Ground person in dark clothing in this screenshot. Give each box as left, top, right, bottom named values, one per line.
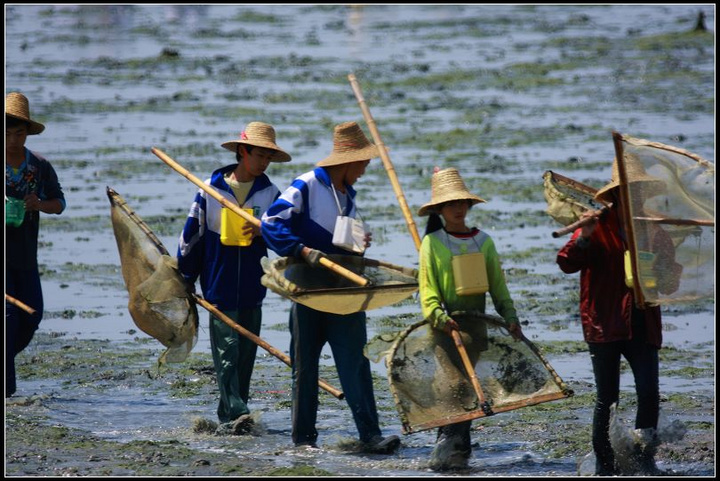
left=557, top=154, right=680, bottom=475
left=6, top=92, right=66, bottom=398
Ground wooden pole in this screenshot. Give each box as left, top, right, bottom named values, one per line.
left=194, top=295, right=344, bottom=400
left=451, top=330, right=493, bottom=415
left=552, top=206, right=610, bottom=238
left=346, top=78, right=499, bottom=411
left=612, top=131, right=645, bottom=306
left=348, top=73, right=422, bottom=251
left=151, top=147, right=368, bottom=287
left=5, top=294, right=36, bottom=315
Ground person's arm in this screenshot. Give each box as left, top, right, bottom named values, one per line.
left=32, top=158, right=66, bottom=215
left=261, top=179, right=307, bottom=257
left=176, top=189, right=206, bottom=284
left=419, top=236, right=454, bottom=331
left=557, top=212, right=598, bottom=274
left=24, top=194, right=63, bottom=214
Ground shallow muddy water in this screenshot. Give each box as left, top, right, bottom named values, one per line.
left=5, top=4, right=715, bottom=477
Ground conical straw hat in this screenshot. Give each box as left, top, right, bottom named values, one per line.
left=6, top=92, right=45, bottom=135
left=316, top=121, right=379, bottom=167
left=595, top=154, right=666, bottom=203
left=221, top=121, right=291, bottom=162
left=418, top=168, right=486, bottom=216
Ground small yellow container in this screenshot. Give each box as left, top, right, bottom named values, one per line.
left=624, top=250, right=657, bottom=289
left=220, top=207, right=254, bottom=247
left=452, top=252, right=489, bottom=296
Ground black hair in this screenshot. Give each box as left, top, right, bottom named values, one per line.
left=235, top=144, right=254, bottom=163
left=424, top=212, right=444, bottom=237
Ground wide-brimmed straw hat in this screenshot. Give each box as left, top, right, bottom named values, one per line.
left=316, top=121, right=379, bottom=167
left=6, top=92, right=45, bottom=135
left=595, top=154, right=666, bottom=204
left=418, top=167, right=486, bottom=216
left=221, top=121, right=291, bottom=162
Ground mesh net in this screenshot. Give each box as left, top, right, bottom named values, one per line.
left=543, top=170, right=605, bottom=226
left=108, top=187, right=198, bottom=363
left=616, top=134, right=714, bottom=306
left=261, top=255, right=418, bottom=314
left=386, top=311, right=572, bottom=434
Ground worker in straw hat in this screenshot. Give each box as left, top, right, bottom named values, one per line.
left=417, top=167, right=523, bottom=471
left=261, top=121, right=401, bottom=454
left=6, top=92, right=66, bottom=398
left=557, top=153, right=681, bottom=475
left=177, top=121, right=291, bottom=435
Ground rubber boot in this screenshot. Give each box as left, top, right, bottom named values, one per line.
left=633, top=428, right=661, bottom=475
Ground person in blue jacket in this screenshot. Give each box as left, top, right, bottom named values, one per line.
left=177, top=122, right=291, bottom=434
left=261, top=121, right=400, bottom=454
left=6, top=92, right=66, bottom=398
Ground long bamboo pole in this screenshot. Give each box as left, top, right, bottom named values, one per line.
left=194, top=295, right=344, bottom=400
left=151, top=147, right=368, bottom=287
left=613, top=131, right=645, bottom=307
left=5, top=294, right=36, bottom=315
left=348, top=73, right=422, bottom=250
left=347, top=76, right=499, bottom=413
left=451, top=330, right=493, bottom=415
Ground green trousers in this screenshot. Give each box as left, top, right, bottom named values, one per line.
left=209, top=307, right=262, bottom=423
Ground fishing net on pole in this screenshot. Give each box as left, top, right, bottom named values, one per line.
left=386, top=311, right=572, bottom=434
left=543, top=170, right=606, bottom=226
left=615, top=134, right=714, bottom=306
left=261, top=255, right=418, bottom=315
left=108, top=187, right=198, bottom=363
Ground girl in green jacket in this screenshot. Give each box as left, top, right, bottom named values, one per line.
left=418, top=167, right=522, bottom=471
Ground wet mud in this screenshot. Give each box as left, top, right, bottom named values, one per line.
left=5, top=4, right=715, bottom=477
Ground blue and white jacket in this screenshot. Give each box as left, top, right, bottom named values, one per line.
left=261, top=167, right=359, bottom=257
left=177, top=164, right=279, bottom=310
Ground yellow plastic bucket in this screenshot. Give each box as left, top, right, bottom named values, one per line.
left=220, top=207, right=254, bottom=247
left=452, top=252, right=489, bottom=296
left=624, top=250, right=657, bottom=289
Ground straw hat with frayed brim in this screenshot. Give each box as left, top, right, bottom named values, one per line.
left=418, top=168, right=486, bottom=216
left=6, top=92, right=45, bottom=135
left=221, top=121, right=291, bottom=162
left=595, top=154, right=667, bottom=204
left=316, top=121, right=380, bottom=167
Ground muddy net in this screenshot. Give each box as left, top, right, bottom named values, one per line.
left=261, top=255, right=418, bottom=315
left=385, top=311, right=572, bottom=434
left=543, top=170, right=606, bottom=226
left=108, top=187, right=198, bottom=363
left=615, top=134, right=714, bottom=306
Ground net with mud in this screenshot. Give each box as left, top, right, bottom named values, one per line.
left=386, top=311, right=572, bottom=434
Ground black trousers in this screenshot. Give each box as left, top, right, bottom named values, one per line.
left=587, top=311, right=659, bottom=466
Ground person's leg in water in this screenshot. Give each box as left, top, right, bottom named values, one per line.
left=589, top=342, right=622, bottom=475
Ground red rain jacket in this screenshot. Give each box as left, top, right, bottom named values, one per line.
left=556, top=208, right=662, bottom=348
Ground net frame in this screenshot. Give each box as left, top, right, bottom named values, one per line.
left=261, top=255, right=418, bottom=314
left=387, top=312, right=573, bottom=434
left=612, top=132, right=714, bottom=307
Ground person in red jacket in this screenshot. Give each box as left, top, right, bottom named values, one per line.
left=557, top=154, right=680, bottom=475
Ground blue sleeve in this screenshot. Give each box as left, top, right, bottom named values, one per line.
left=176, top=192, right=205, bottom=283
left=261, top=178, right=307, bottom=257
left=261, top=198, right=304, bottom=257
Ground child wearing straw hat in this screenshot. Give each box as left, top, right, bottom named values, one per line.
left=557, top=154, right=680, bottom=475
left=5, top=92, right=66, bottom=398
left=261, top=121, right=401, bottom=454
left=417, top=167, right=522, bottom=471
left=177, top=121, right=291, bottom=434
